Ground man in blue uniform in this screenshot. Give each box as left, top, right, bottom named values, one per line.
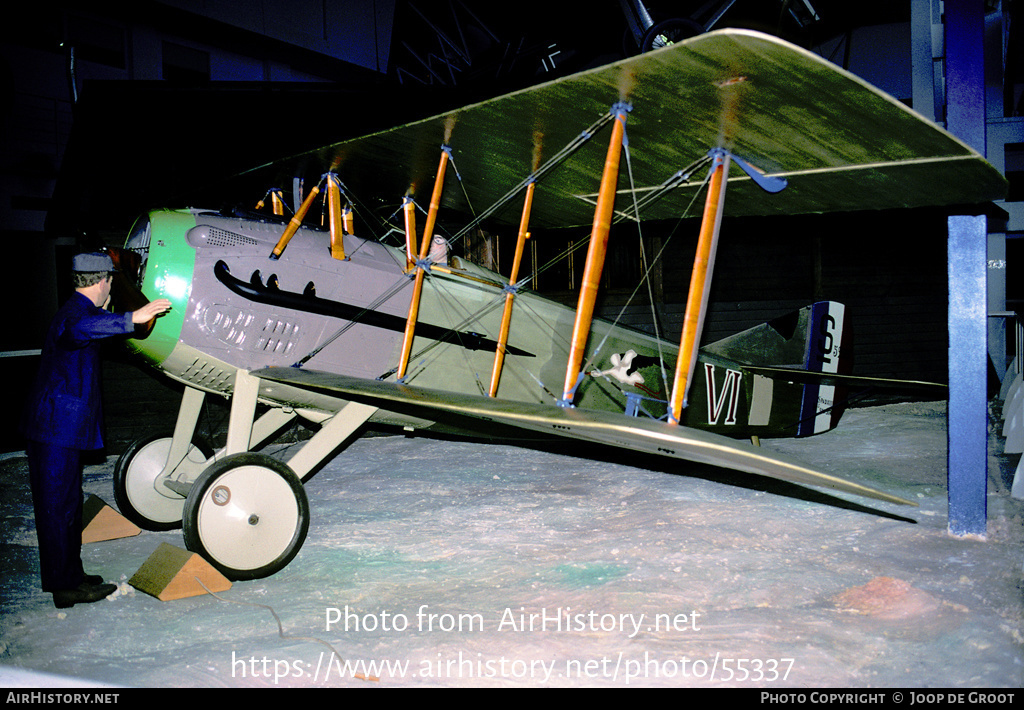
left=21, top=252, right=172, bottom=608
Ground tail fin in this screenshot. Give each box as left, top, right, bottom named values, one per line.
left=702, top=301, right=852, bottom=437
left=796, top=301, right=852, bottom=436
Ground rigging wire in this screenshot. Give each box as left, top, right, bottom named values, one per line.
left=292, top=273, right=414, bottom=368
left=291, top=103, right=716, bottom=406
left=610, top=155, right=712, bottom=225
left=411, top=274, right=497, bottom=395
left=378, top=286, right=509, bottom=382
left=387, top=153, right=715, bottom=401
left=573, top=131, right=714, bottom=401
left=448, top=111, right=617, bottom=246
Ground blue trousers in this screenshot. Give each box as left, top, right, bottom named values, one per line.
left=26, top=440, right=86, bottom=592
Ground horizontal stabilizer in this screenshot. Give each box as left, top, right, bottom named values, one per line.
left=743, top=365, right=947, bottom=393
left=253, top=367, right=916, bottom=508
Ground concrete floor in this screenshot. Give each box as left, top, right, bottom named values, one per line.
left=0, top=360, right=1021, bottom=688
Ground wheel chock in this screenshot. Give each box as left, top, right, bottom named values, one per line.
left=129, top=542, right=232, bottom=601
left=82, top=494, right=142, bottom=544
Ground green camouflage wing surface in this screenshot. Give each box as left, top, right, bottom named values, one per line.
left=253, top=366, right=917, bottom=508
left=248, top=28, right=1006, bottom=230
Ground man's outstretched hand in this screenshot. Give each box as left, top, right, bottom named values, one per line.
left=131, top=299, right=172, bottom=324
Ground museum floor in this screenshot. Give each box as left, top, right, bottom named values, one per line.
left=0, top=361, right=1021, bottom=688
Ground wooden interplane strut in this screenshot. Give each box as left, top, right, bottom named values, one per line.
left=326, top=174, right=348, bottom=261
left=560, top=103, right=631, bottom=406
left=402, top=196, right=417, bottom=269
left=396, top=146, right=451, bottom=381
left=271, top=180, right=322, bottom=260
left=488, top=179, right=535, bottom=397
left=269, top=174, right=351, bottom=261
left=255, top=188, right=286, bottom=216
left=669, top=150, right=730, bottom=424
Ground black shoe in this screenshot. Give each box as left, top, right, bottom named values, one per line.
left=84, top=574, right=105, bottom=585
left=52, top=582, right=118, bottom=609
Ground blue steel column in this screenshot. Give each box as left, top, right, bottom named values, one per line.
left=947, top=215, right=988, bottom=536
left=945, top=0, right=988, bottom=536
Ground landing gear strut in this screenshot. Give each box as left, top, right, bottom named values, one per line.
left=113, top=431, right=211, bottom=531
left=111, top=369, right=377, bottom=579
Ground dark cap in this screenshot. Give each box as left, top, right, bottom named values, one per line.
left=72, top=252, right=115, bottom=273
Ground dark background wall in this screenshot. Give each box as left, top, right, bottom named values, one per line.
left=2, top=1, right=1021, bottom=454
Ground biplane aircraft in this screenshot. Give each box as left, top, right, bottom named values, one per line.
left=104, top=29, right=1007, bottom=580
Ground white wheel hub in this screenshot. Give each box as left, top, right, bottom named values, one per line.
left=196, top=464, right=301, bottom=570
left=119, top=436, right=208, bottom=527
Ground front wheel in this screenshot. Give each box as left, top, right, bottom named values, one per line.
left=183, top=453, right=310, bottom=580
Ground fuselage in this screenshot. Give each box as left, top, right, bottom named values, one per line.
left=122, top=208, right=825, bottom=439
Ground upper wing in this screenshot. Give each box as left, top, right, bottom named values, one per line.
left=244, top=28, right=1006, bottom=230
left=252, top=366, right=916, bottom=508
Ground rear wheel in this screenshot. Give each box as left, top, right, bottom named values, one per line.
left=113, top=433, right=211, bottom=531
left=183, top=453, right=309, bottom=580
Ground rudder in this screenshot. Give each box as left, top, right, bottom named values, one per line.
left=796, top=301, right=852, bottom=436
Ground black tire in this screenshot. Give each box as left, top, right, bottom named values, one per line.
left=182, top=453, right=310, bottom=580
left=113, top=432, right=212, bottom=531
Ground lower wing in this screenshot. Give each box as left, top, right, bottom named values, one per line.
left=253, top=367, right=916, bottom=508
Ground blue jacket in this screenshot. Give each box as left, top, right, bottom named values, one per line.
left=20, top=292, right=135, bottom=450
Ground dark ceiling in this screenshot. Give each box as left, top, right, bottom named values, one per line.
left=47, top=0, right=914, bottom=241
